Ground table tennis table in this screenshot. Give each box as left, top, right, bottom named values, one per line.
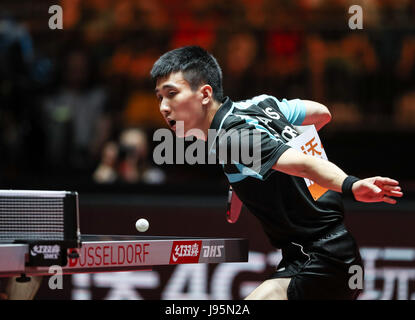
left=0, top=234, right=249, bottom=278
left=0, top=190, right=249, bottom=299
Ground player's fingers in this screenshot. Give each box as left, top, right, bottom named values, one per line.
left=384, top=190, right=404, bottom=198
left=374, top=177, right=400, bottom=186
left=382, top=196, right=397, bottom=204
left=382, top=185, right=401, bottom=191
left=381, top=185, right=403, bottom=196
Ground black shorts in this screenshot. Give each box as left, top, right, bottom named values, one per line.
left=270, top=223, right=364, bottom=300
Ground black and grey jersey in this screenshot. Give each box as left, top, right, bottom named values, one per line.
left=209, top=95, right=344, bottom=248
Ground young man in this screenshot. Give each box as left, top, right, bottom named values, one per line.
left=150, top=46, right=403, bottom=300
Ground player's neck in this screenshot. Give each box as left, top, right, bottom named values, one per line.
left=200, top=99, right=222, bottom=141
left=189, top=99, right=222, bottom=141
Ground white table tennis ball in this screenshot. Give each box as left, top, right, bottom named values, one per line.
left=136, top=218, right=149, bottom=232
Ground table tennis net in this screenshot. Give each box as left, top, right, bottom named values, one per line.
left=0, top=190, right=79, bottom=243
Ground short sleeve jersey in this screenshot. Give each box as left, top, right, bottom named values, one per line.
left=209, top=95, right=344, bottom=248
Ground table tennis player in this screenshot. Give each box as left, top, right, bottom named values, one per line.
left=150, top=45, right=403, bottom=300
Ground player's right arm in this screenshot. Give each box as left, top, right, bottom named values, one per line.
left=272, top=148, right=403, bottom=204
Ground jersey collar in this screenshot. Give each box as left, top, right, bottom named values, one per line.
left=207, top=96, right=233, bottom=156
left=209, top=96, right=233, bottom=131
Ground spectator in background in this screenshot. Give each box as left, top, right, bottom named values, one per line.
left=93, top=141, right=119, bottom=183
left=42, top=49, right=111, bottom=172
left=93, top=128, right=165, bottom=184
left=117, top=128, right=165, bottom=184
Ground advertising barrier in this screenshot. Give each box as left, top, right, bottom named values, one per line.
left=33, top=195, right=415, bottom=300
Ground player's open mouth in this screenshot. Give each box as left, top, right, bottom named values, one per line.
left=168, top=119, right=176, bottom=129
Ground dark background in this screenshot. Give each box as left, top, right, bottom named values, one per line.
left=0, top=0, right=414, bottom=300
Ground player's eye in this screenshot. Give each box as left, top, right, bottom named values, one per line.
left=168, top=91, right=177, bottom=97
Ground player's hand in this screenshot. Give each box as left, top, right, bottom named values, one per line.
left=352, top=177, right=403, bottom=204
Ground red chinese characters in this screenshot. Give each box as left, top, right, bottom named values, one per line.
left=169, top=241, right=202, bottom=264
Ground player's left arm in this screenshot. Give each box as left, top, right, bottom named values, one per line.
left=272, top=148, right=403, bottom=204
left=275, top=97, right=331, bottom=131
left=300, top=100, right=332, bottom=131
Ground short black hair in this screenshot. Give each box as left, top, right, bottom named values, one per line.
left=150, top=46, right=223, bottom=102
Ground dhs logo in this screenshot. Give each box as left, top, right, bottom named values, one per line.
left=31, top=245, right=61, bottom=260
left=202, top=245, right=224, bottom=258
left=170, top=241, right=202, bottom=264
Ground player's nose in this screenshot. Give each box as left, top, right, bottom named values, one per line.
left=159, top=102, right=171, bottom=115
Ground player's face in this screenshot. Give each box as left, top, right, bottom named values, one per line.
left=155, top=72, right=206, bottom=138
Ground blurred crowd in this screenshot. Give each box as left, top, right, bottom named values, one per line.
left=0, top=0, right=415, bottom=186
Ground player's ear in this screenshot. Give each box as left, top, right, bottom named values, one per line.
left=200, top=84, right=213, bottom=106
